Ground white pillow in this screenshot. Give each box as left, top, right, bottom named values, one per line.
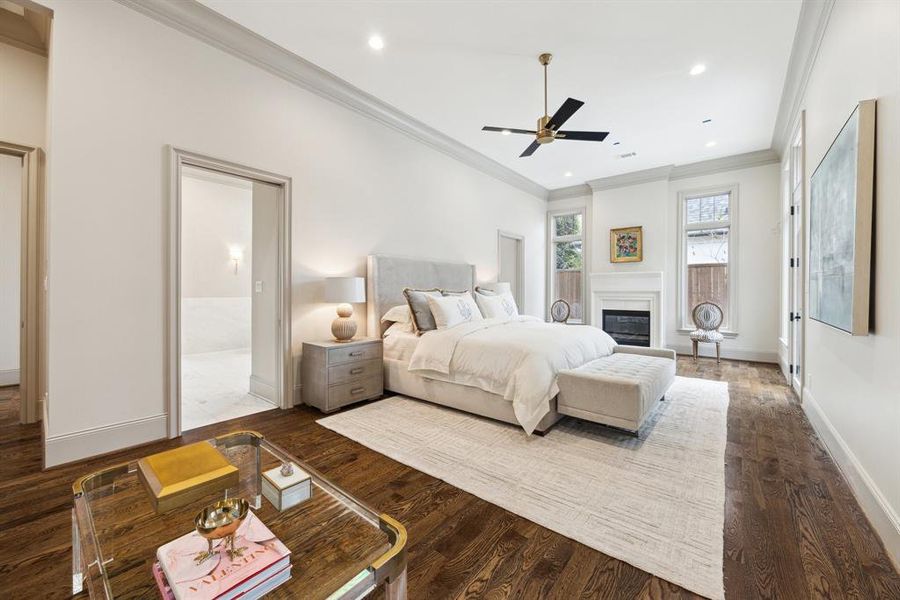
left=425, top=293, right=484, bottom=329
left=381, top=304, right=412, bottom=324
left=475, top=291, right=519, bottom=320
left=383, top=320, right=413, bottom=337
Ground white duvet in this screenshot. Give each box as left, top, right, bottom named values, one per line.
left=408, top=316, right=617, bottom=434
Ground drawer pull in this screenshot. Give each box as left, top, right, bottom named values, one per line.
left=350, top=387, right=366, bottom=395
left=349, top=351, right=364, bottom=357
left=350, top=368, right=364, bottom=375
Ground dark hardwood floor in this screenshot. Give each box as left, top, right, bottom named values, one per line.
left=1, top=358, right=898, bottom=599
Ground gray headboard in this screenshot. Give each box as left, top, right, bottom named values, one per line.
left=367, top=254, right=476, bottom=336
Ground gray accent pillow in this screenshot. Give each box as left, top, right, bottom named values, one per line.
left=441, top=289, right=470, bottom=296
left=402, top=288, right=442, bottom=334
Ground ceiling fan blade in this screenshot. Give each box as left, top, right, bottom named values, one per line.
left=556, top=130, right=609, bottom=142
left=482, top=126, right=537, bottom=135
left=520, top=140, right=541, bottom=157
left=546, top=98, right=584, bottom=131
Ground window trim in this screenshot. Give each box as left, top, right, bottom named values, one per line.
left=547, top=206, right=589, bottom=324
left=676, top=183, right=740, bottom=336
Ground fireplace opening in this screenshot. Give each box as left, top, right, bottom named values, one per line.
left=602, top=309, right=651, bottom=347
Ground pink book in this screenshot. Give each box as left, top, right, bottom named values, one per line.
left=152, top=562, right=174, bottom=599
left=156, top=511, right=291, bottom=600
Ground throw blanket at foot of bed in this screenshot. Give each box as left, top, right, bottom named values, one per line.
left=408, top=316, right=617, bottom=434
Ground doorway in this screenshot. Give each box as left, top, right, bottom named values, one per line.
left=0, top=142, right=44, bottom=425
left=169, top=149, right=291, bottom=436
left=497, top=230, right=525, bottom=311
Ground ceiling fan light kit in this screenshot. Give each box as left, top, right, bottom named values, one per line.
left=482, top=52, right=609, bottom=157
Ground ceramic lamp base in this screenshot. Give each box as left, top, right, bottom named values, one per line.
left=331, top=304, right=357, bottom=342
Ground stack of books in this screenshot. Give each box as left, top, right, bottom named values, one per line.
left=153, top=511, right=291, bottom=599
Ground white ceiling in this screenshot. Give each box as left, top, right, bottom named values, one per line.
left=200, top=0, right=801, bottom=191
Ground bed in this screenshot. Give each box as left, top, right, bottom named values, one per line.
left=366, top=254, right=617, bottom=434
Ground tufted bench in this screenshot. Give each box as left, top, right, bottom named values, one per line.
left=556, top=346, right=676, bottom=435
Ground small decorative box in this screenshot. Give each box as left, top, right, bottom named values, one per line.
left=262, top=462, right=312, bottom=511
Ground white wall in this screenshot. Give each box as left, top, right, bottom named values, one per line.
left=180, top=170, right=253, bottom=298
left=42, top=0, right=546, bottom=465
left=0, top=42, right=47, bottom=148
left=556, top=161, right=780, bottom=362
left=0, top=153, right=21, bottom=385
left=793, top=0, right=900, bottom=563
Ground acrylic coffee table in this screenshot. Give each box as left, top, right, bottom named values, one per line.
left=72, top=431, right=407, bottom=599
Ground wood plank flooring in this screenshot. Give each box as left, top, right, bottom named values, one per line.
left=0, top=358, right=898, bottom=599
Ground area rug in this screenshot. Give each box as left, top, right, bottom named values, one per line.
left=318, top=376, right=728, bottom=600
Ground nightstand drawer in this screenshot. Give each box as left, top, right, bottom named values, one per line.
left=328, top=376, right=383, bottom=409
left=327, top=343, right=382, bottom=365
left=328, top=359, right=381, bottom=386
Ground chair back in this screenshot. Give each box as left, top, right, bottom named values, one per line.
left=550, top=299, right=570, bottom=323
left=692, top=302, right=724, bottom=331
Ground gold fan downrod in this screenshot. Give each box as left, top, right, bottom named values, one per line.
left=537, top=53, right=554, bottom=143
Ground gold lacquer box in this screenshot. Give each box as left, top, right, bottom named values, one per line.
left=137, top=441, right=239, bottom=513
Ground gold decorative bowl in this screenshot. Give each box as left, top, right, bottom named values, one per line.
left=193, top=498, right=249, bottom=564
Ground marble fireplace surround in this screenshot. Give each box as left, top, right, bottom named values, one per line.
left=590, top=272, right=664, bottom=348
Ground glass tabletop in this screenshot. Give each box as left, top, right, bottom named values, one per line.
left=72, top=431, right=406, bottom=599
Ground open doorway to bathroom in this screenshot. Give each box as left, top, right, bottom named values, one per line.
left=170, top=149, right=291, bottom=435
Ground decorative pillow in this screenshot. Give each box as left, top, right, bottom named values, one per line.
left=381, top=304, right=412, bottom=324
left=441, top=289, right=470, bottom=296
left=425, top=293, right=484, bottom=329
left=475, top=291, right=519, bottom=320
left=402, top=288, right=442, bottom=334
left=474, top=286, right=498, bottom=296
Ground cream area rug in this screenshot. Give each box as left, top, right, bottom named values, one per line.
left=318, top=376, right=728, bottom=600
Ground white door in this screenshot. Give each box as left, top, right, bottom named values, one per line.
left=498, top=231, right=525, bottom=310
left=788, top=120, right=805, bottom=397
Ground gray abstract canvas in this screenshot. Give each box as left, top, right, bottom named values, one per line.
left=809, top=107, right=859, bottom=332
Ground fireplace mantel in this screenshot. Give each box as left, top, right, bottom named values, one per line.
left=590, top=272, right=664, bottom=347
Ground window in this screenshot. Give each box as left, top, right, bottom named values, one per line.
left=678, top=186, right=738, bottom=331
left=549, top=209, right=586, bottom=323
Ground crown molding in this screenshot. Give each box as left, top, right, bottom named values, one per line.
left=547, top=183, right=592, bottom=201
left=669, top=148, right=780, bottom=180
left=585, top=149, right=779, bottom=192
left=771, top=0, right=835, bottom=153
left=114, top=0, right=549, bottom=201
left=587, top=165, right=673, bottom=191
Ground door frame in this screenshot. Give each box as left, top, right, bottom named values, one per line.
left=167, top=147, right=292, bottom=438
left=497, top=230, right=525, bottom=312
left=0, top=141, right=45, bottom=425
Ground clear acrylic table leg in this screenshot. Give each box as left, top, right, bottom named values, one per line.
left=72, top=507, right=83, bottom=595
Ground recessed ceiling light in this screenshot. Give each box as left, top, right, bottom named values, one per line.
left=706, top=141, right=717, bottom=147
left=564, top=171, right=573, bottom=177
left=690, top=64, right=706, bottom=76
left=501, top=129, right=511, bottom=135
left=368, top=35, right=385, bottom=50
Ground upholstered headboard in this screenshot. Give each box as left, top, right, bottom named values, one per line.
left=367, top=254, right=476, bottom=336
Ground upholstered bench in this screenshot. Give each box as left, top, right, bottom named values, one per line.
left=556, top=346, right=676, bottom=435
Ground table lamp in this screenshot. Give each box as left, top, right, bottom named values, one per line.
left=325, top=277, right=366, bottom=342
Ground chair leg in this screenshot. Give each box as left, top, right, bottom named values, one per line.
left=692, top=340, right=698, bottom=360
left=716, top=342, right=721, bottom=364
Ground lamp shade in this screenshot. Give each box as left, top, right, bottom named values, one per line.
left=325, top=277, right=366, bottom=303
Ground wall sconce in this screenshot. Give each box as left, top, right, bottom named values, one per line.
left=229, top=246, right=243, bottom=274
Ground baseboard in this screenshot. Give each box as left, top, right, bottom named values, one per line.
left=802, top=387, right=900, bottom=568
left=0, top=368, right=20, bottom=386
left=248, top=375, right=276, bottom=403
left=667, top=343, right=778, bottom=364
left=45, top=413, right=167, bottom=468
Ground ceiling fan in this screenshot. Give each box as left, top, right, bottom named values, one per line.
left=482, top=53, right=609, bottom=157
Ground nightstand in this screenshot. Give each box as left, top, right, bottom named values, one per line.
left=301, top=338, right=383, bottom=413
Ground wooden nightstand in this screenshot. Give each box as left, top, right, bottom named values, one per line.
left=301, top=338, right=383, bottom=413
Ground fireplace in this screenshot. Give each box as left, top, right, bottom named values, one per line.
left=602, top=309, right=651, bottom=347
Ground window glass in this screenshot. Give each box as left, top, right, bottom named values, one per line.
left=685, top=227, right=729, bottom=326
left=554, top=240, right=583, bottom=270
left=685, top=194, right=729, bottom=224
left=554, top=213, right=582, bottom=237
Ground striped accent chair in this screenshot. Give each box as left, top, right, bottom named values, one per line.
left=690, top=302, right=725, bottom=363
